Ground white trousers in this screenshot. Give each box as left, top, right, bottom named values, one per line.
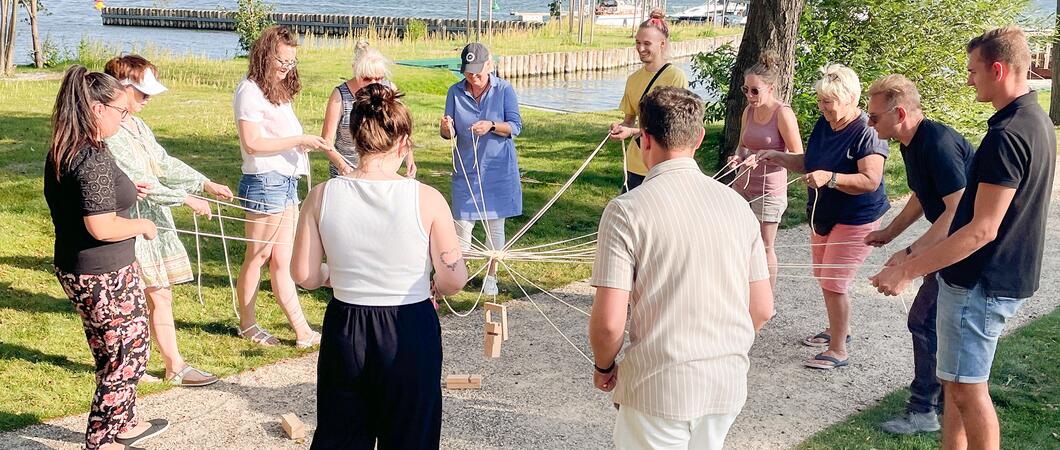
left=613, top=405, right=739, bottom=450
left=455, top=219, right=505, bottom=252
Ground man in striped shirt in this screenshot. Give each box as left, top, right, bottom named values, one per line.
left=589, top=86, right=774, bottom=449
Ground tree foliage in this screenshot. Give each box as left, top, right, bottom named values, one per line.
left=695, top=0, right=1031, bottom=142
left=235, top=0, right=275, bottom=55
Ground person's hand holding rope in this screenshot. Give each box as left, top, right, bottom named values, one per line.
left=298, top=134, right=333, bottom=152
left=608, top=122, right=636, bottom=140
left=805, top=170, right=832, bottom=189
left=203, top=180, right=234, bottom=201
left=184, top=195, right=213, bottom=219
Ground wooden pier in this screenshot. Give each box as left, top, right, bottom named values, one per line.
left=494, top=35, right=740, bottom=78
left=100, top=7, right=541, bottom=37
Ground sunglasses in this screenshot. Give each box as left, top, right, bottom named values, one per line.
left=103, top=103, right=129, bottom=120
left=741, top=85, right=764, bottom=96
left=275, top=57, right=298, bottom=70
left=867, top=106, right=897, bottom=125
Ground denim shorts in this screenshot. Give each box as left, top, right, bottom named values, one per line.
left=238, top=171, right=299, bottom=214
left=935, top=274, right=1025, bottom=384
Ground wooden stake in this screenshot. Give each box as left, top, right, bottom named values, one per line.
left=484, top=302, right=509, bottom=341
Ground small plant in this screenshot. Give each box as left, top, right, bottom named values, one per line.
left=38, top=34, right=67, bottom=68
left=234, top=0, right=275, bottom=54
left=548, top=1, right=562, bottom=18
left=405, top=19, right=427, bottom=41
left=690, top=43, right=737, bottom=124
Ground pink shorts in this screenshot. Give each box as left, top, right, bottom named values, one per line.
left=810, top=219, right=881, bottom=294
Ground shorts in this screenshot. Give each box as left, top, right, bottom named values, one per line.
left=238, top=171, right=299, bottom=214
left=935, top=274, right=1025, bottom=384
left=810, top=219, right=880, bottom=294
left=745, top=193, right=787, bottom=223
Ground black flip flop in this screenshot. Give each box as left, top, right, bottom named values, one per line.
left=115, top=418, right=170, bottom=447
left=805, top=352, right=849, bottom=370
left=801, top=331, right=853, bottom=347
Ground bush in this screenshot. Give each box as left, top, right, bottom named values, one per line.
left=235, top=0, right=275, bottom=54
left=690, top=43, right=737, bottom=123
left=405, top=19, right=427, bottom=41
left=692, top=0, right=1030, bottom=138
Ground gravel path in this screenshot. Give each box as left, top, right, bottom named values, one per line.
left=3, top=161, right=1057, bottom=449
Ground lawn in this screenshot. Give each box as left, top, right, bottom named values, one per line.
left=0, top=33, right=1044, bottom=435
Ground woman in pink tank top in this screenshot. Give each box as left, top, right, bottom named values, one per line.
left=727, top=51, right=803, bottom=295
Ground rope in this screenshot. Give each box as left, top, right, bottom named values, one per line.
left=620, top=138, right=629, bottom=191
left=503, top=134, right=611, bottom=253
left=216, top=203, right=239, bottom=319
left=439, top=259, right=492, bottom=317
left=193, top=213, right=205, bottom=306
left=500, top=260, right=594, bottom=364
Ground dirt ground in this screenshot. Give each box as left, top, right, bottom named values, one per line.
left=2, top=164, right=1058, bottom=449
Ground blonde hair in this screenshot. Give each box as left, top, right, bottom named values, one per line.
left=814, top=64, right=861, bottom=106
left=352, top=41, right=391, bottom=80
left=867, top=74, right=922, bottom=111
left=967, top=26, right=1031, bottom=74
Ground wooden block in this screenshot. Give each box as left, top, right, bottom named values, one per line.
left=445, top=373, right=483, bottom=390
left=484, top=322, right=502, bottom=358
left=467, top=374, right=483, bottom=388
left=280, top=413, right=305, bottom=440
left=484, top=302, right=509, bottom=341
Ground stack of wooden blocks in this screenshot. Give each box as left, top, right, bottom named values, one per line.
left=484, top=302, right=508, bottom=359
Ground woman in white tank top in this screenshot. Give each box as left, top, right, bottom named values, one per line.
left=292, top=84, right=467, bottom=449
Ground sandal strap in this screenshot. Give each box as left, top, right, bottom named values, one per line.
left=239, top=323, right=275, bottom=344
left=296, top=330, right=321, bottom=348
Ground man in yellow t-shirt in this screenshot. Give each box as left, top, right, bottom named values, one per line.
left=609, top=41, right=688, bottom=191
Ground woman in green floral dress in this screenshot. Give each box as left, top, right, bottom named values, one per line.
left=105, top=55, right=233, bottom=387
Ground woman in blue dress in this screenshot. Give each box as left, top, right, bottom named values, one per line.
left=439, top=43, right=523, bottom=295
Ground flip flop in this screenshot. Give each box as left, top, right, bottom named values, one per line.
left=802, top=331, right=853, bottom=347
left=115, top=418, right=170, bottom=447
left=804, top=352, right=849, bottom=370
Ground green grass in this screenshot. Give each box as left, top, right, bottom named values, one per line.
left=798, top=306, right=1060, bottom=449
left=0, top=35, right=1048, bottom=435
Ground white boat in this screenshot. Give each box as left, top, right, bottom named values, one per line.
left=593, top=0, right=638, bottom=27
left=672, top=0, right=748, bottom=24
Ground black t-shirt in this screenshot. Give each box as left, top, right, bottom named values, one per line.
left=900, top=119, right=975, bottom=223
left=941, top=92, right=1057, bottom=298
left=44, top=146, right=138, bottom=274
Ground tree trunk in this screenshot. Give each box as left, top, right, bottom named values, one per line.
left=2, top=0, right=16, bottom=76
left=719, top=0, right=806, bottom=165
left=28, top=0, right=42, bottom=68
left=0, top=0, right=9, bottom=76
left=1050, top=0, right=1060, bottom=124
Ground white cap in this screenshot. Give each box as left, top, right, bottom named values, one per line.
left=121, top=68, right=167, bottom=96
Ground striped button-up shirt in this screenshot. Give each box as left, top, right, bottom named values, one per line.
left=590, top=157, right=769, bottom=421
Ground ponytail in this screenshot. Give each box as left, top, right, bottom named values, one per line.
left=49, top=65, right=122, bottom=179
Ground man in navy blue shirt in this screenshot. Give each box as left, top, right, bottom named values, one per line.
left=864, top=74, right=974, bottom=435
left=872, top=27, right=1056, bottom=449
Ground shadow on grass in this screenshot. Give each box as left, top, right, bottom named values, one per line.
left=0, top=342, right=94, bottom=374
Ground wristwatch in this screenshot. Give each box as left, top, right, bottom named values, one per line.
left=489, top=120, right=496, bottom=132
left=827, top=172, right=838, bottom=189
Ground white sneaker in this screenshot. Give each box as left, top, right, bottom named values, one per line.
left=482, top=275, right=499, bottom=296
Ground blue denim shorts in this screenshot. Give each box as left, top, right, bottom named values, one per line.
left=238, top=171, right=299, bottom=214
left=935, top=274, right=1025, bottom=384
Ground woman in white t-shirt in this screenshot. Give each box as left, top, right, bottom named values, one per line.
left=233, top=26, right=330, bottom=347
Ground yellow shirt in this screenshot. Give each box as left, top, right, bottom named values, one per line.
left=619, top=65, right=689, bottom=175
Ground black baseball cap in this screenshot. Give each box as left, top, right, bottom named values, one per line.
left=460, top=43, right=490, bottom=73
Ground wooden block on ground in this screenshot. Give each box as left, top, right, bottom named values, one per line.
left=484, top=302, right=509, bottom=340
left=445, top=374, right=483, bottom=389
left=484, top=322, right=502, bottom=358
left=280, top=413, right=306, bottom=440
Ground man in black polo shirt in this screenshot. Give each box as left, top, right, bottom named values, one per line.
left=864, top=74, right=974, bottom=435
left=871, top=27, right=1056, bottom=449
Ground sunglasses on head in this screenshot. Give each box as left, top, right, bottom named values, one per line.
left=741, top=85, right=763, bottom=96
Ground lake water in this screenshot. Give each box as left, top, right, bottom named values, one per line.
left=9, top=0, right=1054, bottom=112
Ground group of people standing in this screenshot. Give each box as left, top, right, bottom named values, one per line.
left=40, top=4, right=1051, bottom=449
left=590, top=22, right=1053, bottom=450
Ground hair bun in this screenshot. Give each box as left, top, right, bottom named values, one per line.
left=649, top=7, right=665, bottom=20
left=759, top=51, right=779, bottom=70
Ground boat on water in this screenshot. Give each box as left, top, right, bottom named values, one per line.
left=593, top=0, right=639, bottom=27
left=672, top=0, right=749, bottom=25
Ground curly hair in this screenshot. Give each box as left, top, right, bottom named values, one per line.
left=247, top=26, right=302, bottom=105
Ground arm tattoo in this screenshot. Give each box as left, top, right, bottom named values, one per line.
left=440, top=248, right=463, bottom=272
